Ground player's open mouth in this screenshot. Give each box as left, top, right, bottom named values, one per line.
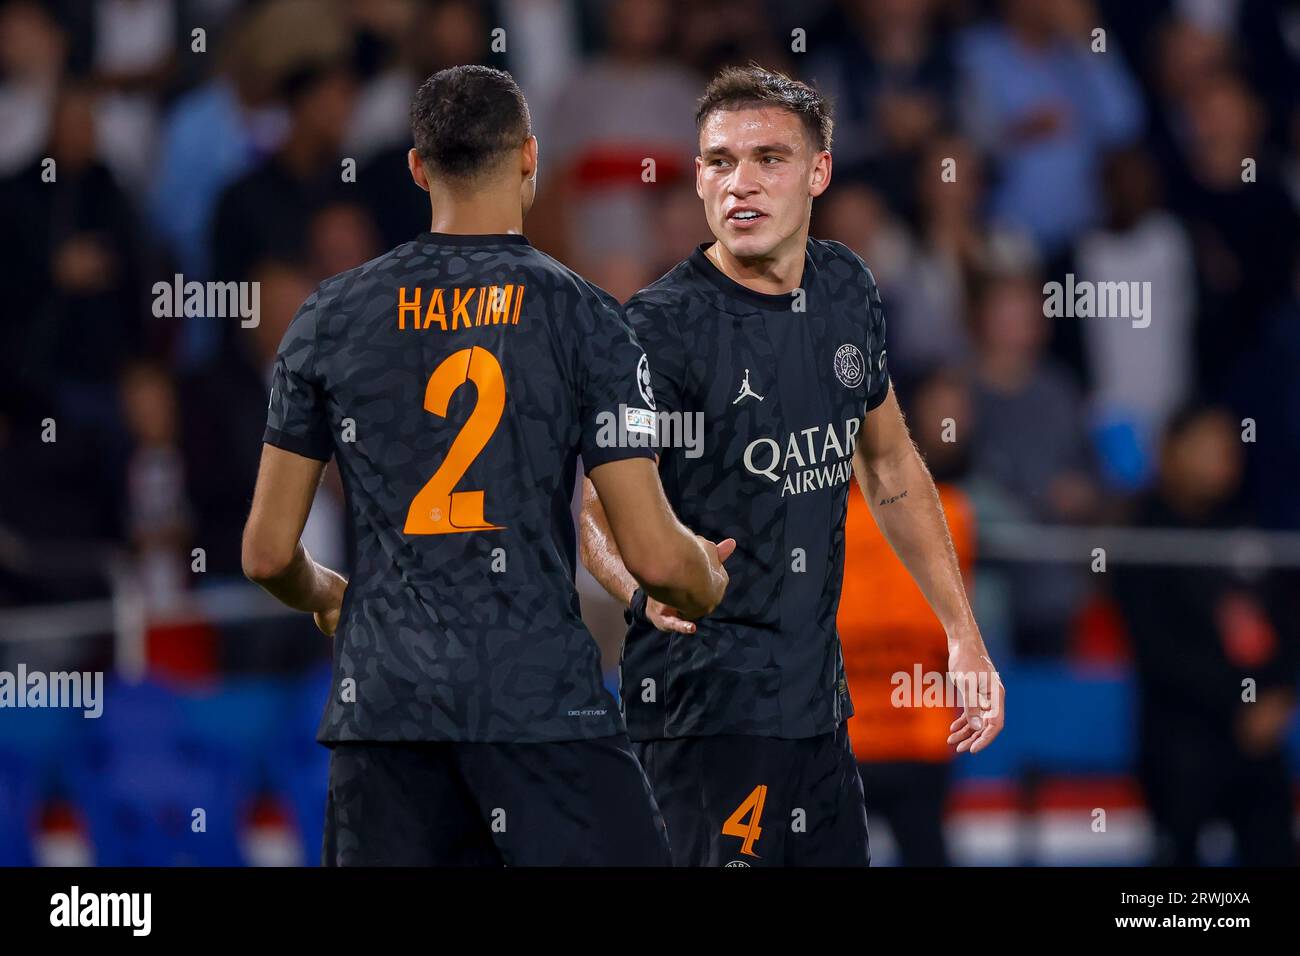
left=727, top=209, right=766, bottom=228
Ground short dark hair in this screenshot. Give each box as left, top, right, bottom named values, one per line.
left=695, top=65, right=833, bottom=152
left=410, top=65, right=531, bottom=180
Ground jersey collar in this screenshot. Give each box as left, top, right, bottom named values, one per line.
left=688, top=241, right=814, bottom=311
left=416, top=231, right=531, bottom=246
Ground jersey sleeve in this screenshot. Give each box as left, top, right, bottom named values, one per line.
left=862, top=264, right=890, bottom=413
left=624, top=293, right=687, bottom=416
left=577, top=292, right=659, bottom=471
left=264, top=289, right=334, bottom=461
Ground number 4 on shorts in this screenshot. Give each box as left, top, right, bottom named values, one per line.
left=722, top=784, right=768, bottom=858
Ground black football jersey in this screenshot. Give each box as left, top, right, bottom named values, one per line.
left=620, top=239, right=889, bottom=740
left=265, top=232, right=655, bottom=743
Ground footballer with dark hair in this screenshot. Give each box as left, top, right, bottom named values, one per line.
left=580, top=66, right=1004, bottom=866
left=241, top=65, right=732, bottom=865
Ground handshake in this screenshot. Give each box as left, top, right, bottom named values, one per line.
left=628, top=536, right=735, bottom=634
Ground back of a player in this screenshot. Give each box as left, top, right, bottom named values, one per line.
left=271, top=235, right=636, bottom=743
left=262, top=65, right=672, bottom=866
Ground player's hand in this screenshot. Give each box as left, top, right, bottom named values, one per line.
left=710, top=536, right=737, bottom=565
left=645, top=597, right=697, bottom=634
left=314, top=604, right=341, bottom=638
left=947, top=637, right=1005, bottom=754
left=697, top=535, right=736, bottom=618
left=313, top=571, right=348, bottom=638
left=641, top=537, right=734, bottom=631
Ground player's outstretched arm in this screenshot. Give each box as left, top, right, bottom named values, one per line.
left=583, top=458, right=733, bottom=621
left=853, top=385, right=1005, bottom=754
left=579, top=477, right=639, bottom=607
left=242, top=444, right=348, bottom=636
left=579, top=477, right=710, bottom=633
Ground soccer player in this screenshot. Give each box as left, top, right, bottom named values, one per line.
left=240, top=65, right=732, bottom=866
left=580, top=66, right=1004, bottom=866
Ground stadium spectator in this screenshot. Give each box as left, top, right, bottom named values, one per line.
left=355, top=0, right=502, bottom=250
left=544, top=0, right=700, bottom=291
left=0, top=0, right=67, bottom=176
left=0, top=80, right=146, bottom=433
left=345, top=0, right=499, bottom=165
left=210, top=54, right=357, bottom=286
left=1112, top=405, right=1299, bottom=866
left=1164, top=72, right=1300, bottom=394
left=177, top=258, right=334, bottom=672
left=674, top=0, right=792, bottom=80
left=816, top=178, right=915, bottom=310
left=1144, top=16, right=1234, bottom=184
left=956, top=0, right=1144, bottom=258
left=150, top=7, right=289, bottom=283
left=0, top=387, right=121, bottom=613
left=1076, top=146, right=1195, bottom=487
left=1228, top=250, right=1300, bottom=531
left=968, top=272, right=1098, bottom=657
left=78, top=0, right=182, bottom=198
left=808, top=0, right=954, bottom=212
left=178, top=260, right=319, bottom=581
left=305, top=201, right=383, bottom=282
left=118, top=359, right=192, bottom=615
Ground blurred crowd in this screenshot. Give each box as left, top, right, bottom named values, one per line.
left=0, top=0, right=1298, bottom=674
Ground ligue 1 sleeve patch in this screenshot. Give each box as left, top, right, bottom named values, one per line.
left=625, top=406, right=657, bottom=437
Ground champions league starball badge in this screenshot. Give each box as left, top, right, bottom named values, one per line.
left=637, top=353, right=656, bottom=409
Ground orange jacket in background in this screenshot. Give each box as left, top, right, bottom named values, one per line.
left=838, top=484, right=975, bottom=763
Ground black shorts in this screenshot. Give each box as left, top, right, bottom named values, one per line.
left=322, top=734, right=670, bottom=866
left=632, top=722, right=869, bottom=866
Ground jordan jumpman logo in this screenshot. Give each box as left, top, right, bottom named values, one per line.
left=732, top=369, right=764, bottom=404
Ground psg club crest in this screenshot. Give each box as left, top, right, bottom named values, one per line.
left=833, top=343, right=865, bottom=389
left=637, top=353, right=656, bottom=410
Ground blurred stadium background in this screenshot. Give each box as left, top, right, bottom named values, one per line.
left=1, top=0, right=1298, bottom=866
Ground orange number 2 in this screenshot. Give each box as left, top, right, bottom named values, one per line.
left=721, top=784, right=768, bottom=858
left=403, top=346, right=506, bottom=535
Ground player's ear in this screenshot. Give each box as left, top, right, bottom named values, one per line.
left=408, top=148, right=430, bottom=193
left=695, top=155, right=705, bottom=200
left=808, top=149, right=832, bottom=198
left=521, top=135, right=538, bottom=183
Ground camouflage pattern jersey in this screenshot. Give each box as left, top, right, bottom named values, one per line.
left=264, top=232, right=657, bottom=743
left=620, top=239, right=889, bottom=741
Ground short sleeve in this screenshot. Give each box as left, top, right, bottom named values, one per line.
left=625, top=293, right=687, bottom=416
left=264, top=290, right=334, bottom=461
left=863, top=265, right=890, bottom=412
left=578, top=293, right=658, bottom=471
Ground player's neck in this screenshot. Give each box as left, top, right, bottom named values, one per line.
left=706, top=233, right=807, bottom=296
left=426, top=191, right=524, bottom=237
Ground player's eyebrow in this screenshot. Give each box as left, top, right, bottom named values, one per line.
left=701, top=142, right=797, bottom=159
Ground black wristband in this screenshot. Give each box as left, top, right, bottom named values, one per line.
left=628, top=587, right=650, bottom=626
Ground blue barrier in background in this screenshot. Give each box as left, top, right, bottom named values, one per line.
left=950, top=664, right=1138, bottom=779
left=0, top=662, right=1294, bottom=865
